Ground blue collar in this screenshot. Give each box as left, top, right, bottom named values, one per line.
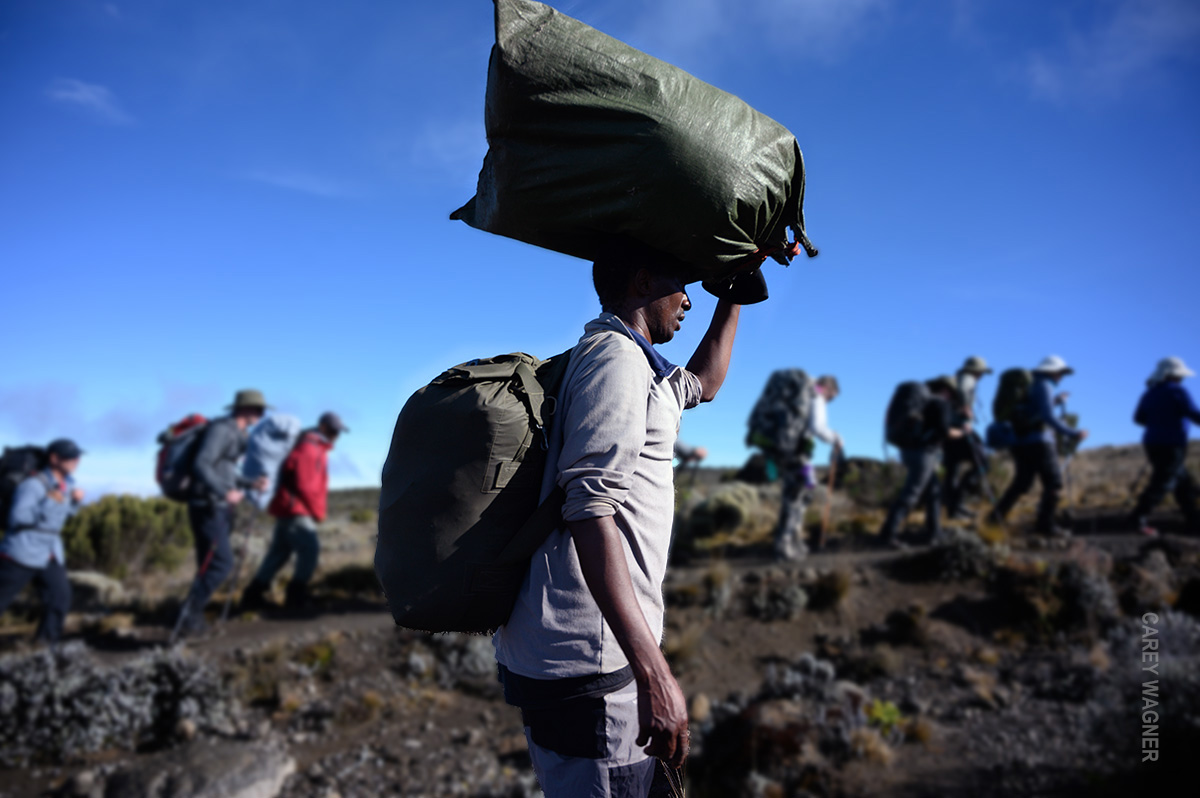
left=626, top=327, right=676, bottom=379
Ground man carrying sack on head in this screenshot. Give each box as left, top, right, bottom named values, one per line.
left=493, top=239, right=761, bottom=797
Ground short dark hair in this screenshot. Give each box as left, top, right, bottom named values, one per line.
left=816, top=375, right=840, bottom=396
left=592, top=236, right=690, bottom=311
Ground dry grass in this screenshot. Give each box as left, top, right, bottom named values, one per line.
left=850, top=727, right=895, bottom=766
left=904, top=717, right=936, bottom=747
left=663, top=623, right=707, bottom=669
left=808, top=569, right=853, bottom=611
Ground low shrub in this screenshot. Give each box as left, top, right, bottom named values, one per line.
left=62, top=495, right=192, bottom=580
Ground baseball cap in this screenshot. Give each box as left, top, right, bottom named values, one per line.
left=319, top=412, right=349, bottom=433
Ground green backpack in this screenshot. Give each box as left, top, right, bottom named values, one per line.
left=993, top=369, right=1038, bottom=431
left=375, top=351, right=571, bottom=634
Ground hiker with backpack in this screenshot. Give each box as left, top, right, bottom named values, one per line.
left=240, top=412, right=348, bottom=612
left=988, top=356, right=1089, bottom=537
left=943, top=356, right=993, bottom=520
left=174, top=390, right=270, bottom=638
left=880, top=377, right=965, bottom=549
left=747, top=371, right=843, bottom=561
left=492, top=238, right=761, bottom=796
left=1131, top=357, right=1200, bottom=536
left=0, top=439, right=84, bottom=645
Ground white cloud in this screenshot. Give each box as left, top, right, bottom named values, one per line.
left=1022, top=0, right=1200, bottom=101
left=409, top=118, right=487, bottom=187
left=46, top=78, right=134, bottom=125
left=244, top=170, right=361, bottom=199
left=626, top=0, right=893, bottom=65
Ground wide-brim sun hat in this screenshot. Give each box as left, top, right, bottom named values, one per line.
left=1033, top=355, right=1074, bottom=375
left=1151, top=356, right=1196, bottom=382
left=226, top=388, right=272, bottom=411
left=959, top=355, right=993, bottom=375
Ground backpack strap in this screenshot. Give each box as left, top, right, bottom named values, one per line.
left=494, top=350, right=575, bottom=565
left=495, top=486, right=567, bottom=566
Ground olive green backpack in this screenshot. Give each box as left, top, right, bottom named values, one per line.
left=374, top=351, right=571, bottom=634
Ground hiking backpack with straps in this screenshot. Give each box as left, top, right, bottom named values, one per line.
left=1, top=446, right=47, bottom=531
left=885, top=381, right=932, bottom=449
left=992, top=369, right=1036, bottom=427
left=746, top=369, right=816, bottom=455
left=375, top=350, right=572, bottom=634
left=242, top=414, right=303, bottom=511
left=155, top=414, right=208, bottom=502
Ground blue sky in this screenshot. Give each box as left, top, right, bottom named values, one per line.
left=2, top=0, right=1198, bottom=495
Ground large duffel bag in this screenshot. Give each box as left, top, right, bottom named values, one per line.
left=451, top=0, right=817, bottom=281
left=375, top=351, right=570, bottom=634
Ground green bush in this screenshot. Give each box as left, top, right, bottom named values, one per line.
left=62, top=495, right=192, bottom=580
left=348, top=508, right=374, bottom=524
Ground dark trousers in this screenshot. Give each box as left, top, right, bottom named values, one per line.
left=880, top=447, right=941, bottom=541
left=0, top=556, right=72, bottom=643
left=185, top=503, right=234, bottom=620
left=943, top=434, right=982, bottom=515
left=993, top=441, right=1062, bottom=531
left=1133, top=444, right=1199, bottom=526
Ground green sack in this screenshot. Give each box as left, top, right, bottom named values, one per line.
left=375, top=352, right=570, bottom=634
left=451, top=0, right=817, bottom=281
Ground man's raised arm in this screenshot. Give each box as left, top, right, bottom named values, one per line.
left=686, top=298, right=741, bottom=403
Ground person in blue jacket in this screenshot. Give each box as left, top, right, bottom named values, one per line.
left=1131, top=357, right=1200, bottom=536
left=0, top=439, right=85, bottom=645
left=990, top=356, right=1089, bottom=537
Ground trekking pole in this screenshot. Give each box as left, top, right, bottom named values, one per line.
left=169, top=547, right=215, bottom=646
left=1056, top=400, right=1079, bottom=528
left=218, top=508, right=258, bottom=625
left=966, top=434, right=998, bottom=507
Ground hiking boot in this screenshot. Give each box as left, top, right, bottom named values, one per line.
left=284, top=582, right=315, bottom=615
left=773, top=542, right=808, bottom=563
left=1036, top=525, right=1072, bottom=540
left=1130, top=515, right=1159, bottom=537
left=949, top=508, right=975, bottom=522
left=177, top=616, right=211, bottom=641
left=877, top=535, right=908, bottom=551
left=926, top=529, right=952, bottom=547
left=238, top=580, right=271, bottom=613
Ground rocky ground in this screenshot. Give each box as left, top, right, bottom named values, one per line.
left=1, top=443, right=1198, bottom=797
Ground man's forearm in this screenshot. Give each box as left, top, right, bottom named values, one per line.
left=686, top=299, right=740, bottom=402
left=568, top=516, right=672, bottom=685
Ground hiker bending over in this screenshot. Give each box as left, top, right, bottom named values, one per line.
left=177, top=389, right=269, bottom=638
left=880, top=377, right=963, bottom=549
left=493, top=238, right=760, bottom=797
left=943, top=356, right=992, bottom=520
left=1131, top=357, right=1200, bottom=536
left=776, top=375, right=842, bottom=561
left=0, top=439, right=84, bottom=645
left=241, top=412, right=348, bottom=612
left=989, top=356, right=1088, bottom=537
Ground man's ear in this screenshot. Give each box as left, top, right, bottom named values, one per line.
left=632, top=267, right=654, bottom=299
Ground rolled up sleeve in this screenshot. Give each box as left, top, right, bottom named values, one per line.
left=557, top=344, right=651, bottom=522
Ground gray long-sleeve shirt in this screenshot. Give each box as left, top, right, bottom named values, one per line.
left=190, top=416, right=248, bottom=502
left=494, top=313, right=703, bottom=679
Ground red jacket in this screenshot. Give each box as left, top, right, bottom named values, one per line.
left=268, top=430, right=332, bottom=521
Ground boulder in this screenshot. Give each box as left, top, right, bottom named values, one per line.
left=102, top=738, right=295, bottom=798
left=68, top=571, right=129, bottom=610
